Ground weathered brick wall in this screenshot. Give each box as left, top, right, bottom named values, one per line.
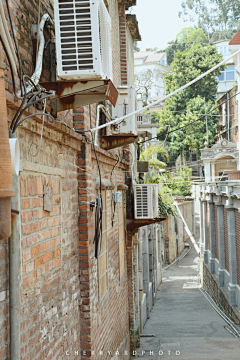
left=119, top=3, right=128, bottom=85
left=77, top=141, right=130, bottom=358
left=235, top=210, right=240, bottom=286
left=1, top=0, right=134, bottom=358
left=18, top=122, right=81, bottom=359
left=224, top=208, right=229, bottom=273
left=214, top=205, right=219, bottom=260
left=203, top=264, right=240, bottom=324
left=0, top=0, right=53, bottom=91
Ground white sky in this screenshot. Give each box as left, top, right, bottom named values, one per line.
left=131, top=0, right=194, bottom=51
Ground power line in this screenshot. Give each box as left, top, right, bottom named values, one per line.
left=139, top=90, right=240, bottom=145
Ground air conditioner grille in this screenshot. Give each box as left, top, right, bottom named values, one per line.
left=136, top=186, right=149, bottom=218
left=58, top=0, right=94, bottom=72
left=98, top=0, right=112, bottom=79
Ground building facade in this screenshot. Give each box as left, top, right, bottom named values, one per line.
left=0, top=0, right=147, bottom=359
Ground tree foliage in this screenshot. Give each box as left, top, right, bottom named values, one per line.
left=162, top=27, right=208, bottom=64
left=179, top=0, right=240, bottom=43
left=158, top=44, right=224, bottom=155
left=140, top=144, right=169, bottom=170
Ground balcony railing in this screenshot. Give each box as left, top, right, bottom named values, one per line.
left=137, top=114, right=151, bottom=125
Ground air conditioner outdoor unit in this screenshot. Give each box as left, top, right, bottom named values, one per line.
left=53, top=0, right=112, bottom=80
left=134, top=184, right=159, bottom=219
left=112, top=86, right=137, bottom=135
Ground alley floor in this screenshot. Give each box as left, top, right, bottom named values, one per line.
left=131, top=246, right=240, bottom=360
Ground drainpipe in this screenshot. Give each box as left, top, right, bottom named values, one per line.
left=9, top=174, right=20, bottom=360
left=0, top=65, right=19, bottom=358
left=0, top=67, right=15, bottom=239
left=227, top=92, right=230, bottom=141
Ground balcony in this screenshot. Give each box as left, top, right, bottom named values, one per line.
left=137, top=114, right=151, bottom=125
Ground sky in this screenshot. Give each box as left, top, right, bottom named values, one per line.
left=130, top=0, right=194, bottom=51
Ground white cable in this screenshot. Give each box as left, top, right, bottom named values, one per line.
left=94, top=104, right=104, bottom=146
left=89, top=48, right=240, bottom=133
left=17, top=13, right=54, bottom=97
left=0, top=9, right=17, bottom=77
left=0, top=0, right=18, bottom=66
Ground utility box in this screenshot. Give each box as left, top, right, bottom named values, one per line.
left=137, top=161, right=149, bottom=173
left=114, top=191, right=122, bottom=203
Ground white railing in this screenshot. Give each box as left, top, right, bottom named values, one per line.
left=137, top=114, right=151, bottom=125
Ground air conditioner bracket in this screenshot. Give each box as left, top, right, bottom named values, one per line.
left=40, top=79, right=118, bottom=118
left=127, top=217, right=166, bottom=233
left=102, top=134, right=138, bottom=150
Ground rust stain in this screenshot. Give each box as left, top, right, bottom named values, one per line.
left=102, top=134, right=138, bottom=150
left=59, top=95, right=75, bottom=105
left=106, top=81, right=118, bottom=107
left=127, top=218, right=166, bottom=233
left=41, top=81, right=78, bottom=96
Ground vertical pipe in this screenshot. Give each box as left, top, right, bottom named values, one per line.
left=227, top=92, right=230, bottom=141
left=9, top=171, right=21, bottom=360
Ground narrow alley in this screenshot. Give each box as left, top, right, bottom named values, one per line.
left=131, top=245, right=240, bottom=360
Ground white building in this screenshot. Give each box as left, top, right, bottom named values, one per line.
left=134, top=50, right=168, bottom=104
left=213, top=40, right=236, bottom=98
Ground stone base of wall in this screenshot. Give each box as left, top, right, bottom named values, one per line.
left=203, top=263, right=240, bottom=324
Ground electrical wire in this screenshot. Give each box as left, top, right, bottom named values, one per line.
left=139, top=90, right=240, bottom=145
left=0, top=34, right=16, bottom=95
left=5, top=0, right=23, bottom=95
left=88, top=104, right=103, bottom=259
left=11, top=74, right=55, bottom=132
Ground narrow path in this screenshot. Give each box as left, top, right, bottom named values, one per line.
left=131, top=246, right=240, bottom=360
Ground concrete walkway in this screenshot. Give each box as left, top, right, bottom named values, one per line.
left=131, top=246, right=240, bottom=360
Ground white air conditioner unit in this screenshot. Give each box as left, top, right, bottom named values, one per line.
left=134, top=184, right=159, bottom=219
left=53, top=0, right=112, bottom=80
left=112, top=86, right=137, bottom=135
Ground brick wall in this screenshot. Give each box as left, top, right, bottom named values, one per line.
left=18, top=124, right=81, bottom=359
left=214, top=205, right=219, bottom=260
left=224, top=208, right=229, bottom=273
left=77, top=138, right=130, bottom=358
left=235, top=210, right=240, bottom=286
left=119, top=3, right=128, bottom=85
left=0, top=0, right=134, bottom=358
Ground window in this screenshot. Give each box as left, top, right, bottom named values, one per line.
left=118, top=195, right=125, bottom=278
left=226, top=66, right=235, bottom=80
left=217, top=66, right=235, bottom=81
left=99, top=191, right=108, bottom=300
left=224, top=46, right=227, bottom=54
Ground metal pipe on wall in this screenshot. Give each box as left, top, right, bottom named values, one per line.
left=9, top=175, right=21, bottom=360
left=0, top=67, right=15, bottom=239
left=227, top=92, right=230, bottom=141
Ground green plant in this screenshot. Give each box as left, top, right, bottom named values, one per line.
left=158, top=187, right=178, bottom=217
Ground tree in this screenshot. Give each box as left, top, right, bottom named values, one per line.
left=158, top=44, right=224, bottom=156
left=179, top=0, right=240, bottom=43
left=162, top=27, right=208, bottom=64
left=134, top=68, right=165, bottom=104
left=140, top=144, right=170, bottom=170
